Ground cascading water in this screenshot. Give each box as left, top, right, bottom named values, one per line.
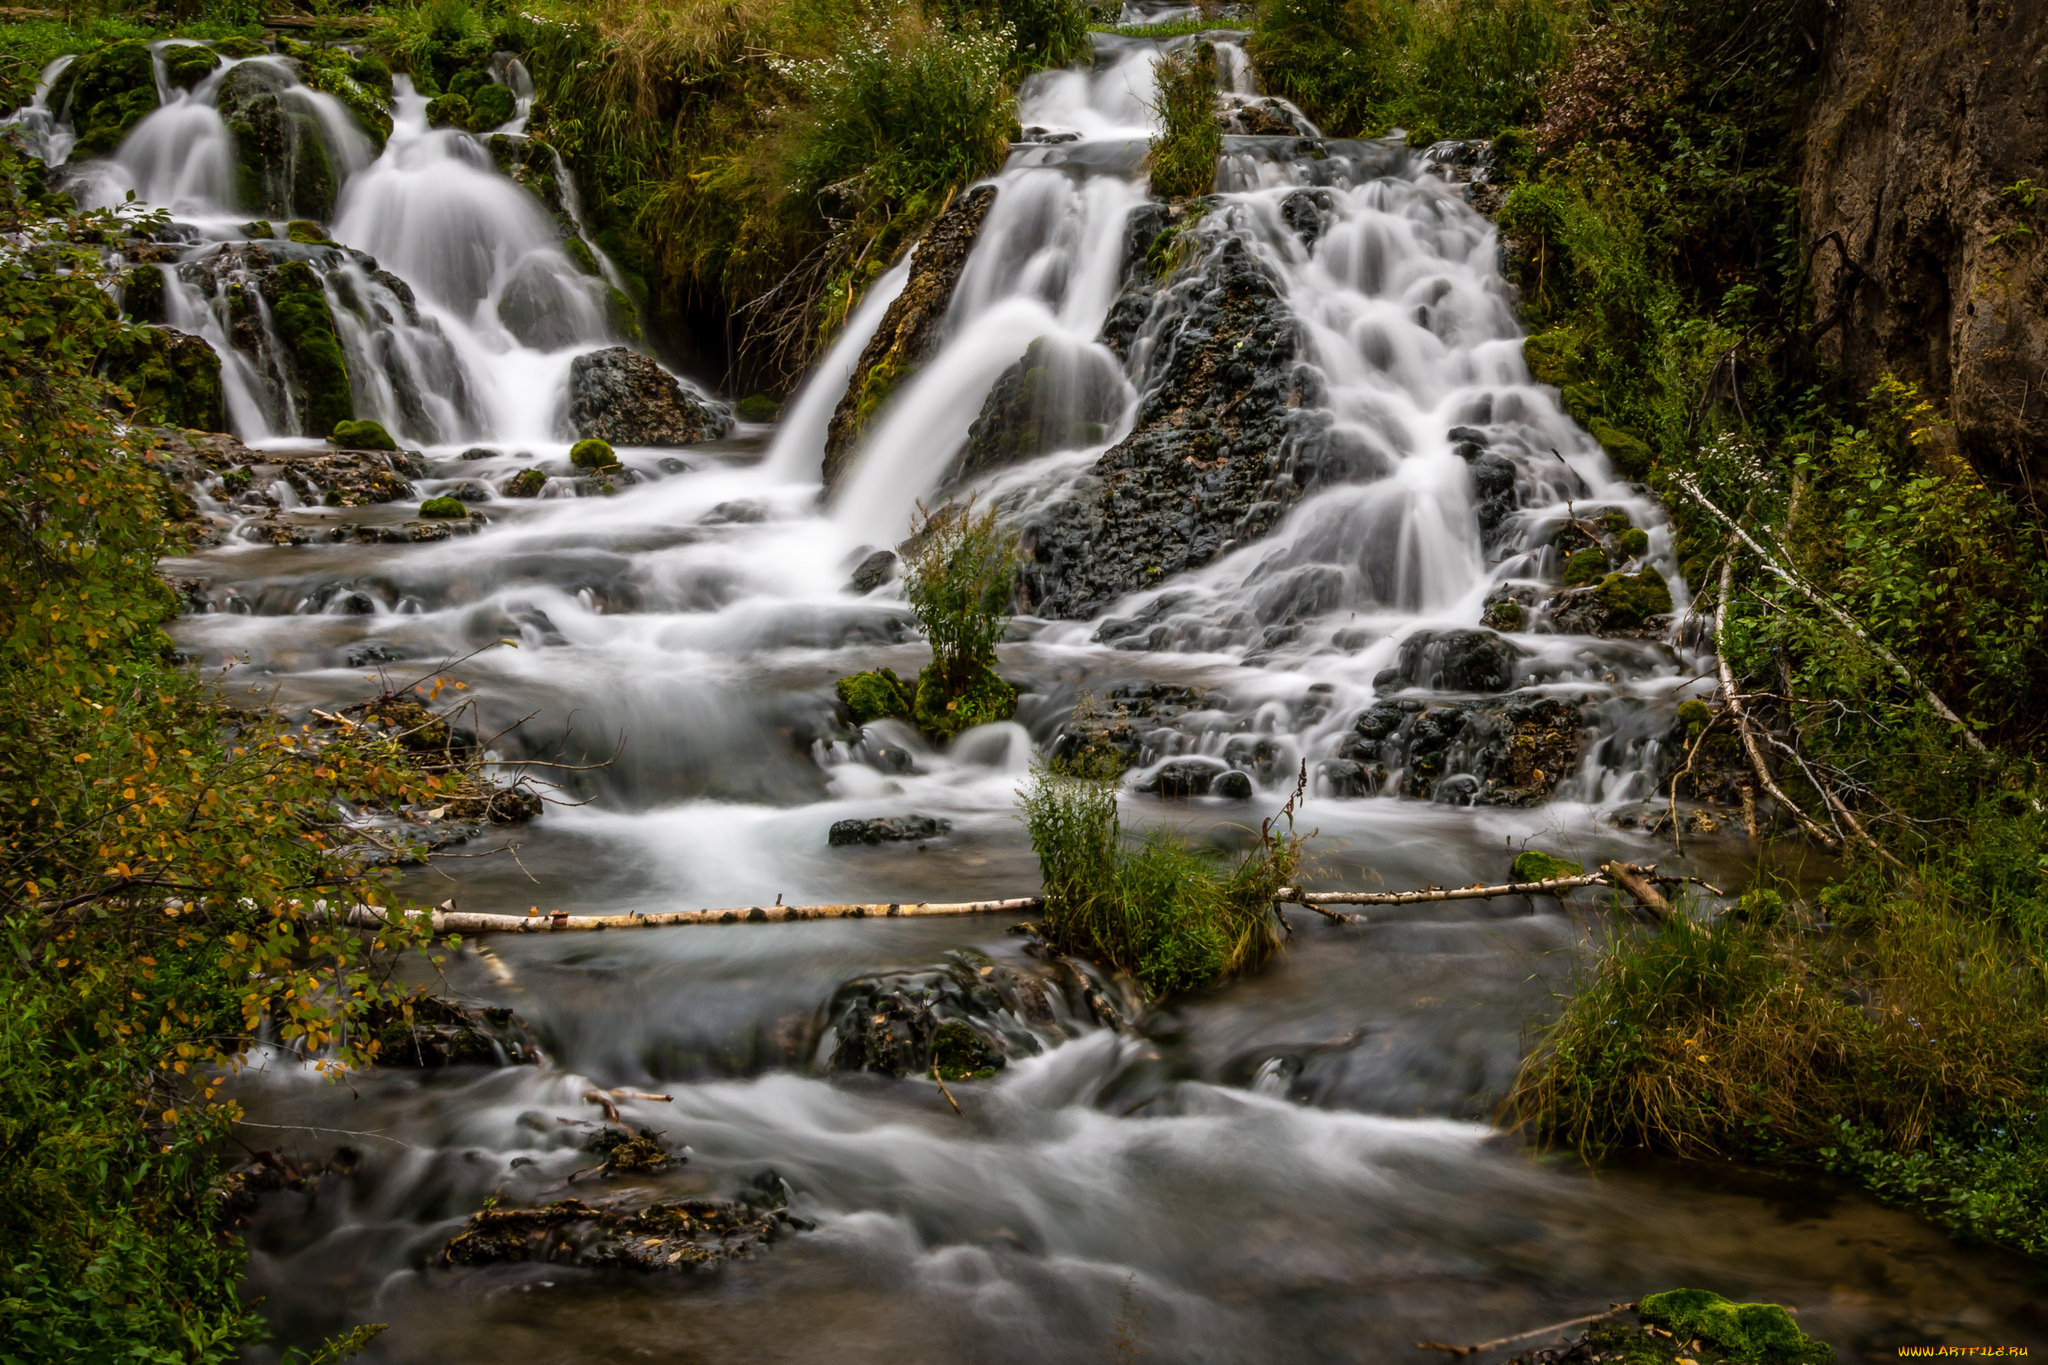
left=16, top=30, right=2043, bottom=1361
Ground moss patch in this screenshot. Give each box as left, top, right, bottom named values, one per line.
left=912, top=660, right=1016, bottom=742
left=1562, top=545, right=1608, bottom=587
left=569, top=437, right=615, bottom=470
left=834, top=668, right=913, bottom=725
left=418, top=495, right=468, bottom=519
left=99, top=326, right=226, bottom=432
left=331, top=418, right=397, bottom=450
left=1587, top=414, right=1654, bottom=479
left=1511, top=849, right=1582, bottom=882
left=50, top=40, right=158, bottom=160
left=1638, top=1289, right=1833, bottom=1364
left=1594, top=565, right=1673, bottom=629
left=271, top=260, right=351, bottom=437
left=504, top=466, right=547, bottom=498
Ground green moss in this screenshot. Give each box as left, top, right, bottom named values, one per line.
left=1594, top=565, right=1673, bottom=629
left=1562, top=546, right=1608, bottom=587
left=1587, top=415, right=1654, bottom=479
left=162, top=45, right=219, bottom=92
left=503, top=466, right=547, bottom=498
left=270, top=261, right=351, bottom=436
left=350, top=55, right=393, bottom=96
left=1675, top=697, right=1713, bottom=734
left=1638, top=1289, right=1833, bottom=1364
left=418, top=495, right=468, bottom=519
left=1598, top=507, right=1634, bottom=535
left=569, top=437, right=615, bottom=470
left=242, top=219, right=274, bottom=239
left=834, top=667, right=914, bottom=725
left=1521, top=329, right=1581, bottom=387
left=912, top=659, right=1016, bottom=741
left=467, top=82, right=516, bottom=130
left=285, top=219, right=331, bottom=245
left=121, top=266, right=164, bottom=324
left=99, top=326, right=225, bottom=432
left=212, top=35, right=267, bottom=59
left=929, top=1020, right=1003, bottom=1080
left=736, top=393, right=781, bottom=422
left=1560, top=382, right=1603, bottom=425
left=52, top=40, right=159, bottom=159
left=1511, top=849, right=1582, bottom=882
left=425, top=92, right=472, bottom=129
left=331, top=418, right=397, bottom=450
left=1616, top=526, right=1650, bottom=557
left=1481, top=598, right=1523, bottom=631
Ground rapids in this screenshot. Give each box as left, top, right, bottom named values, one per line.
left=13, top=31, right=2045, bottom=1361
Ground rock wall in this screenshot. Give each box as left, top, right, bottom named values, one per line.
left=1801, top=0, right=2048, bottom=493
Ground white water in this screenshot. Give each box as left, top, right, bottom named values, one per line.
left=25, top=33, right=2018, bottom=1365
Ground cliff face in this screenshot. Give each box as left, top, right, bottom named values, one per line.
left=1802, top=0, right=2048, bottom=493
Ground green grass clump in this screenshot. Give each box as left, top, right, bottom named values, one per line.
left=1147, top=43, right=1221, bottom=201
left=901, top=498, right=1018, bottom=734
left=1021, top=760, right=1301, bottom=997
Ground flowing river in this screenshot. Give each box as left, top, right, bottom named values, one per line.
left=13, top=28, right=2046, bottom=1362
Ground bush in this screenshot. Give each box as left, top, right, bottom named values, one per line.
left=1020, top=760, right=1302, bottom=997
left=1147, top=43, right=1220, bottom=201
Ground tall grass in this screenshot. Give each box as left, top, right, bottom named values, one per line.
left=1146, top=42, right=1220, bottom=200
left=1021, top=759, right=1301, bottom=997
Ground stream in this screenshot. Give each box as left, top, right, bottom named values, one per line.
left=11, top=26, right=2046, bottom=1361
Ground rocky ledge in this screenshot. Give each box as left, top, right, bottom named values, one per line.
left=441, top=1174, right=807, bottom=1274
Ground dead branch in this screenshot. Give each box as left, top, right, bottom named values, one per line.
left=1600, top=861, right=1673, bottom=919
left=1713, top=559, right=1843, bottom=852
left=930, top=1060, right=964, bottom=1117
left=1677, top=473, right=1988, bottom=753
left=1417, top=1304, right=1632, bottom=1359
left=581, top=1090, right=621, bottom=1125
left=1282, top=873, right=1609, bottom=907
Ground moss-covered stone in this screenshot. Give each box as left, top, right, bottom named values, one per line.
left=912, top=660, right=1017, bottom=742
left=163, top=44, right=220, bottom=92
left=1675, top=697, right=1714, bottom=734
left=1521, top=328, right=1582, bottom=387
left=100, top=326, right=226, bottom=432
left=930, top=1019, right=1004, bottom=1081
left=219, top=61, right=337, bottom=220
left=419, top=495, right=468, bottom=519
left=467, top=82, right=516, bottom=130
left=1594, top=565, right=1673, bottom=629
left=834, top=668, right=914, bottom=725
left=1563, top=545, right=1608, bottom=587
left=569, top=437, right=615, bottom=470
left=350, top=55, right=393, bottom=95
left=1482, top=598, right=1524, bottom=631
left=285, top=219, right=331, bottom=245
left=50, top=40, right=159, bottom=159
left=1588, top=414, right=1654, bottom=478
left=291, top=43, right=394, bottom=150
left=331, top=418, right=397, bottom=450
left=121, top=265, right=165, bottom=323
left=212, top=36, right=268, bottom=59
left=736, top=393, right=781, bottom=422
left=1637, top=1288, right=1833, bottom=1364
left=425, top=92, right=472, bottom=130
left=1511, top=849, right=1583, bottom=882
left=1560, top=381, right=1604, bottom=425
left=270, top=260, right=352, bottom=436
left=503, top=466, right=547, bottom=498
left=1616, top=525, right=1650, bottom=557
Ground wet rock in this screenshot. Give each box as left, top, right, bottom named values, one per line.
left=48, top=40, right=158, bottom=160
left=156, top=429, right=422, bottom=530
left=218, top=59, right=338, bottom=221
left=1220, top=97, right=1310, bottom=136
left=955, top=334, right=1125, bottom=484
left=1018, top=235, right=1318, bottom=620
left=1386, top=628, right=1523, bottom=693
left=502, top=466, right=547, bottom=497
left=827, top=814, right=952, bottom=847
left=331, top=417, right=398, bottom=450
left=1548, top=565, right=1673, bottom=635
left=363, top=994, right=541, bottom=1067
left=1279, top=188, right=1335, bottom=246
left=1140, top=757, right=1234, bottom=797
left=700, top=499, right=767, bottom=525
left=567, top=347, right=729, bottom=446
left=1501, top=1288, right=1833, bottom=1365
left=1318, top=757, right=1378, bottom=797
left=845, top=549, right=897, bottom=594
left=581, top=1125, right=674, bottom=1174
left=441, top=1180, right=802, bottom=1273
left=822, top=186, right=997, bottom=492
left=1335, top=692, right=1584, bottom=804
left=99, top=325, right=227, bottom=432
left=1049, top=682, right=1215, bottom=773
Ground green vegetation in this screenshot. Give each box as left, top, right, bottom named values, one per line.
left=1146, top=42, right=1220, bottom=201
left=332, top=417, right=399, bottom=450
left=0, top=143, right=459, bottom=1362
left=568, top=436, right=616, bottom=469
left=901, top=500, right=1019, bottom=740
left=504, top=465, right=548, bottom=497
left=834, top=666, right=915, bottom=724
left=1637, top=1289, right=1832, bottom=1365
left=419, top=494, right=469, bottom=517
left=1510, top=849, right=1580, bottom=881
left=1020, top=757, right=1300, bottom=997
left=270, top=261, right=353, bottom=435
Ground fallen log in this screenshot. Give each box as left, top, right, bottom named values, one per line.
left=1281, top=873, right=1610, bottom=907
left=1599, top=861, right=1672, bottom=919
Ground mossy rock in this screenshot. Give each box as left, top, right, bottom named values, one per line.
left=1587, top=414, right=1654, bottom=479
left=243, top=219, right=275, bottom=239
left=100, top=326, right=226, bottom=432
left=286, top=219, right=331, bottom=245
left=930, top=1020, right=1004, bottom=1081
left=419, top=495, right=468, bottom=519
left=834, top=668, right=913, bottom=725
left=1638, top=1288, right=1833, bottom=1364
left=503, top=466, right=547, bottom=498
left=121, top=265, right=165, bottom=323
left=1511, top=849, right=1582, bottom=882
left=467, top=82, right=515, bottom=130
left=272, top=261, right=351, bottom=436
left=1594, top=565, right=1673, bottom=630
left=212, top=36, right=268, bottom=59
left=1521, top=329, right=1581, bottom=387
left=1481, top=598, right=1523, bottom=631
left=163, top=45, right=220, bottom=92
left=1598, top=507, right=1633, bottom=535
left=569, top=437, right=616, bottom=470
left=51, top=40, right=159, bottom=159
left=293, top=45, right=394, bottom=150
left=912, top=661, right=1017, bottom=742
left=1675, top=697, right=1713, bottom=735
left=219, top=60, right=338, bottom=220
left=425, top=92, right=472, bottom=130
left=1560, top=382, right=1604, bottom=425
left=736, top=393, right=781, bottom=423
left=332, top=418, right=398, bottom=451
left=350, top=55, right=393, bottom=95
left=1616, top=525, right=1650, bottom=557
left=1562, top=545, right=1608, bottom=587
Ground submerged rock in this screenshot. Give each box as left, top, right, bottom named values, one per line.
left=441, top=1177, right=803, bottom=1273
left=827, top=814, right=951, bottom=847
left=1016, top=235, right=1318, bottom=621
left=1332, top=692, right=1585, bottom=804
left=567, top=348, right=729, bottom=446
left=364, top=995, right=540, bottom=1067
left=954, top=333, right=1125, bottom=484
left=822, top=186, right=998, bottom=492
left=845, top=549, right=898, bottom=594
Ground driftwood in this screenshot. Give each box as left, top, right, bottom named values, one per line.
left=1677, top=472, right=1988, bottom=752
left=333, top=868, right=1698, bottom=937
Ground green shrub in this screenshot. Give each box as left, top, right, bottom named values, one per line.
left=902, top=499, right=1016, bottom=690
left=737, top=392, right=781, bottom=422
left=912, top=657, right=1015, bottom=740
left=834, top=666, right=915, bottom=724
left=1147, top=43, right=1220, bottom=201
left=569, top=436, right=616, bottom=469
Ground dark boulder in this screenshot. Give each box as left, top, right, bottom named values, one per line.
left=1017, top=235, right=1318, bottom=621
left=49, top=40, right=159, bottom=160
left=441, top=1182, right=801, bottom=1273
left=822, top=186, right=997, bottom=492
left=1387, top=628, right=1523, bottom=693
left=100, top=326, right=227, bottom=432
left=845, top=549, right=897, bottom=595
left=955, top=334, right=1125, bottom=484
left=567, top=347, right=729, bottom=446
left=827, top=814, right=952, bottom=847
left=1139, top=757, right=1241, bottom=797
left=363, top=995, right=540, bottom=1067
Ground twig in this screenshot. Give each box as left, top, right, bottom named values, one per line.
left=1417, top=1304, right=1632, bottom=1359
left=1713, top=559, right=1842, bottom=852
left=582, top=1090, right=621, bottom=1124
left=930, top=1060, right=964, bottom=1117
left=233, top=1120, right=414, bottom=1147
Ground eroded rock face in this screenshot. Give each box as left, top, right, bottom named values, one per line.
left=1017, top=235, right=1316, bottom=621
left=567, top=347, right=729, bottom=446
left=821, top=186, right=998, bottom=492
left=954, top=334, right=1126, bottom=485
left=1379, top=628, right=1524, bottom=693
left=1802, top=0, right=2048, bottom=491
